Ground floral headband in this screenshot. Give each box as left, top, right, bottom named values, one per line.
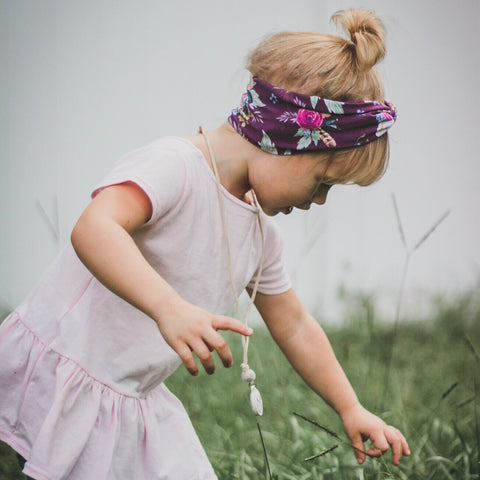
left=228, top=77, right=397, bottom=155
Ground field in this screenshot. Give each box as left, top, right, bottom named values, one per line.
left=1, top=289, right=479, bottom=479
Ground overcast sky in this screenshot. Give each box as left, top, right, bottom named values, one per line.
left=1, top=0, right=478, bottom=322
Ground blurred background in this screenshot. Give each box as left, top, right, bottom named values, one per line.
left=1, top=0, right=478, bottom=323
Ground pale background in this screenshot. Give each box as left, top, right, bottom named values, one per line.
left=1, top=0, right=478, bottom=323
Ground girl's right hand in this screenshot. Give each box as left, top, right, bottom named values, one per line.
left=155, top=299, right=253, bottom=376
left=341, top=402, right=410, bottom=465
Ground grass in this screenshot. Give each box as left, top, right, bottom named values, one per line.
left=1, top=289, right=479, bottom=479
left=170, top=288, right=480, bottom=479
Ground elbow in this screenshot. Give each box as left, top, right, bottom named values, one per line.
left=70, top=212, right=94, bottom=259
left=281, top=313, right=323, bottom=346
left=70, top=216, right=84, bottom=257
left=271, top=311, right=313, bottom=345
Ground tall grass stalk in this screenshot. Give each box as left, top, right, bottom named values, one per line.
left=257, top=420, right=273, bottom=479
left=391, top=194, right=450, bottom=325
left=381, top=194, right=450, bottom=407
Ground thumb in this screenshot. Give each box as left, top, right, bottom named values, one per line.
left=349, top=433, right=366, bottom=465
left=212, top=315, right=253, bottom=336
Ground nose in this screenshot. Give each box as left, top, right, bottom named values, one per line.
left=313, top=184, right=332, bottom=205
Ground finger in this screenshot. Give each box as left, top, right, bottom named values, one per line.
left=403, top=437, right=411, bottom=457
left=175, top=343, right=199, bottom=376
left=364, top=430, right=390, bottom=460
left=350, top=434, right=366, bottom=465
left=204, top=331, right=233, bottom=368
left=366, top=447, right=384, bottom=458
left=387, top=433, right=402, bottom=465
left=369, top=430, right=390, bottom=455
left=190, top=340, right=216, bottom=375
left=385, top=427, right=409, bottom=465
left=212, top=315, right=253, bottom=336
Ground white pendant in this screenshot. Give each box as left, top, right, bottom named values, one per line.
left=250, top=385, right=263, bottom=416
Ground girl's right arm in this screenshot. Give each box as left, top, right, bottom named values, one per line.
left=71, top=181, right=252, bottom=376
left=253, top=288, right=409, bottom=465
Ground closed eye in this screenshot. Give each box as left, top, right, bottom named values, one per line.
left=310, top=183, right=333, bottom=205
left=315, top=183, right=333, bottom=195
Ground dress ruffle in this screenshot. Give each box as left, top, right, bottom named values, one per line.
left=0, top=313, right=217, bottom=480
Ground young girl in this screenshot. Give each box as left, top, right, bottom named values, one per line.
left=0, top=8, right=410, bottom=479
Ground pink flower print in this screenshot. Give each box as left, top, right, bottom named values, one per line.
left=296, top=109, right=324, bottom=130
left=375, top=111, right=395, bottom=138
left=376, top=112, right=394, bottom=123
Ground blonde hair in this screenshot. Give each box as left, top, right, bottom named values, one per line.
left=246, top=8, right=390, bottom=185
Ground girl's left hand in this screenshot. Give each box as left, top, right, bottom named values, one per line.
left=340, top=403, right=410, bottom=465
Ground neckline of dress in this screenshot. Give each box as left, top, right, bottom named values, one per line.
left=176, top=135, right=261, bottom=215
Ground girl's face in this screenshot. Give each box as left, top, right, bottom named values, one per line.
left=248, top=152, right=340, bottom=216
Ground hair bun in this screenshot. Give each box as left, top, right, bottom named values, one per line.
left=331, top=9, right=386, bottom=72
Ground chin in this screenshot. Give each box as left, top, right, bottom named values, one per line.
left=262, top=210, right=275, bottom=217
left=262, top=207, right=278, bottom=216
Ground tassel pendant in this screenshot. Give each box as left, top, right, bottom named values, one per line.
left=250, top=384, right=264, bottom=416
left=241, top=365, right=263, bottom=416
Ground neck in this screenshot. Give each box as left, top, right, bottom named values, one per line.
left=187, top=122, right=259, bottom=201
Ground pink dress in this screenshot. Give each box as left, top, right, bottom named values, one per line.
left=0, top=137, right=291, bottom=480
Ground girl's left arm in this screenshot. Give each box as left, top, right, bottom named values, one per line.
left=254, top=288, right=410, bottom=465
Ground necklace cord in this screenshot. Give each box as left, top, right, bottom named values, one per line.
left=198, top=126, right=265, bottom=370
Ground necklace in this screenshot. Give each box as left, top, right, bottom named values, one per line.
left=199, top=126, right=265, bottom=416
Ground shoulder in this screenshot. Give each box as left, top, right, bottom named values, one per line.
left=93, top=137, right=206, bottom=224
left=119, top=137, right=200, bottom=173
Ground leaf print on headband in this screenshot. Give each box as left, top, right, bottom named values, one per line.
left=292, top=96, right=307, bottom=108
left=324, top=99, right=345, bottom=114
left=277, top=111, right=298, bottom=124
left=294, top=128, right=315, bottom=149
left=259, top=131, right=278, bottom=154
left=294, top=127, right=337, bottom=149
left=246, top=88, right=266, bottom=109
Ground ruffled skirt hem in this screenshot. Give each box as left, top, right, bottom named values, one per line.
left=0, top=313, right=217, bottom=480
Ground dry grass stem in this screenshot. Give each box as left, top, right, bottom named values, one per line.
left=256, top=420, right=273, bottom=480
left=441, top=381, right=459, bottom=400
left=293, top=412, right=371, bottom=458
left=465, top=336, right=480, bottom=364
left=392, top=193, right=407, bottom=250
left=413, top=210, right=451, bottom=252
left=303, top=444, right=339, bottom=462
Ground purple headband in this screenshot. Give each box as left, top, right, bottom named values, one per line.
left=228, top=77, right=397, bottom=155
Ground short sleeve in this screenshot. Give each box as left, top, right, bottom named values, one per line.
left=248, top=216, right=292, bottom=295
left=92, top=139, right=188, bottom=225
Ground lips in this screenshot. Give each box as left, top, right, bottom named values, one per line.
left=297, top=203, right=311, bottom=210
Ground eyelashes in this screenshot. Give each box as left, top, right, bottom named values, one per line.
left=316, top=183, right=333, bottom=193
